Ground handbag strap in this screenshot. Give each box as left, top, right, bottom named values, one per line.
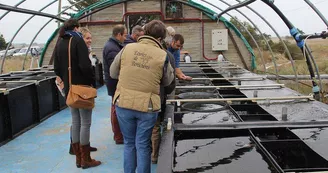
left=68, top=37, right=73, bottom=87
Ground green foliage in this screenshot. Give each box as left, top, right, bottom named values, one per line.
left=286, top=43, right=303, bottom=60
left=65, top=0, right=100, bottom=11
left=0, top=34, right=7, bottom=50
left=229, top=17, right=262, bottom=48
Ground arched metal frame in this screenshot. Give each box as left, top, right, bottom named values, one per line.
left=22, top=0, right=87, bottom=70
left=304, top=0, right=328, bottom=28
left=303, top=0, right=328, bottom=99
left=0, top=0, right=26, bottom=20
left=260, top=0, right=319, bottom=100
left=218, top=0, right=271, bottom=73
left=234, top=0, right=299, bottom=89
left=209, top=2, right=267, bottom=72
left=199, top=0, right=294, bottom=84
left=201, top=0, right=269, bottom=74
left=0, top=0, right=58, bottom=73
left=0, top=0, right=327, bottom=99
left=176, top=0, right=262, bottom=70
left=0, top=3, right=64, bottom=22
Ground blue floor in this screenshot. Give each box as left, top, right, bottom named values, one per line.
left=0, top=86, right=157, bottom=173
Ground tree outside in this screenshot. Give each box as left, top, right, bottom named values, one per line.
left=229, top=16, right=303, bottom=60
left=0, top=34, right=7, bottom=50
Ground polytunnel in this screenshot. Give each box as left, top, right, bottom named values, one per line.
left=1, top=0, right=328, bottom=172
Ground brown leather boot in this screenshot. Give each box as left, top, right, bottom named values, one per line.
left=71, top=142, right=81, bottom=168
left=90, top=146, right=98, bottom=152
left=70, top=136, right=97, bottom=155
left=70, top=143, right=97, bottom=155
left=80, top=144, right=101, bottom=169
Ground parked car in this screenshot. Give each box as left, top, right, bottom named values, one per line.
left=7, top=48, right=21, bottom=56
left=0, top=50, right=5, bottom=58
left=13, top=46, right=41, bottom=57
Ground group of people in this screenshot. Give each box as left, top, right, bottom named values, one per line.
left=54, top=18, right=191, bottom=173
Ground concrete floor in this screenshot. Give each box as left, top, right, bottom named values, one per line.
left=0, top=86, right=157, bottom=173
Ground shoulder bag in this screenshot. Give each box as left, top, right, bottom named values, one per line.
left=66, top=37, right=97, bottom=109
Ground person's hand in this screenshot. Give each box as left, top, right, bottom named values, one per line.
left=177, top=73, right=192, bottom=81
left=185, top=75, right=192, bottom=81
left=55, top=76, right=64, bottom=90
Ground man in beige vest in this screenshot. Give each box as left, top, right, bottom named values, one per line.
left=110, top=20, right=174, bottom=173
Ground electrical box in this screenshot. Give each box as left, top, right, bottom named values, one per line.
left=212, top=29, right=228, bottom=51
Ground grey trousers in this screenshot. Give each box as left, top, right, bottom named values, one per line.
left=70, top=107, right=92, bottom=145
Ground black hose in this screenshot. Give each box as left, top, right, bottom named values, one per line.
left=261, top=0, right=319, bottom=100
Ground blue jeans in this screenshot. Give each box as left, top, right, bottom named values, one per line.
left=116, top=106, right=158, bottom=173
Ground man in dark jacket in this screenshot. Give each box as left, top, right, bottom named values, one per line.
left=124, top=25, right=144, bottom=45
left=103, top=24, right=127, bottom=144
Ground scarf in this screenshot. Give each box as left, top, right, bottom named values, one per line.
left=64, top=30, right=83, bottom=38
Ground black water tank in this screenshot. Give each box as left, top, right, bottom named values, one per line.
left=21, top=76, right=58, bottom=121
left=0, top=92, right=10, bottom=144
left=4, top=82, right=38, bottom=136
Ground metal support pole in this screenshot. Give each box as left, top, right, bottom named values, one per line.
left=219, top=0, right=278, bottom=76
left=266, top=74, right=328, bottom=80
left=38, top=0, right=127, bottom=67
left=261, top=0, right=319, bottom=100
left=204, top=0, right=275, bottom=74
left=0, top=0, right=58, bottom=74
left=216, top=0, right=256, bottom=18
left=194, top=1, right=266, bottom=71
left=304, top=0, right=328, bottom=28
left=235, top=0, right=299, bottom=90
left=0, top=3, right=64, bottom=22
left=0, top=0, right=26, bottom=20
left=23, top=0, right=86, bottom=69
left=58, top=0, right=62, bottom=28
left=167, top=95, right=313, bottom=103
left=174, top=121, right=328, bottom=131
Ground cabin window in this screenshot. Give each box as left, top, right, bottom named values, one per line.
left=165, top=1, right=183, bottom=19
left=126, top=14, right=161, bottom=34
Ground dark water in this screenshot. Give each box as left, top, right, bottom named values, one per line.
left=180, top=110, right=237, bottom=124
left=173, top=137, right=273, bottom=173
left=261, top=140, right=328, bottom=170
left=292, top=128, right=328, bottom=160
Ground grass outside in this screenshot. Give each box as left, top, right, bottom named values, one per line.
left=1, top=55, right=39, bottom=74
left=253, top=38, right=328, bottom=101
